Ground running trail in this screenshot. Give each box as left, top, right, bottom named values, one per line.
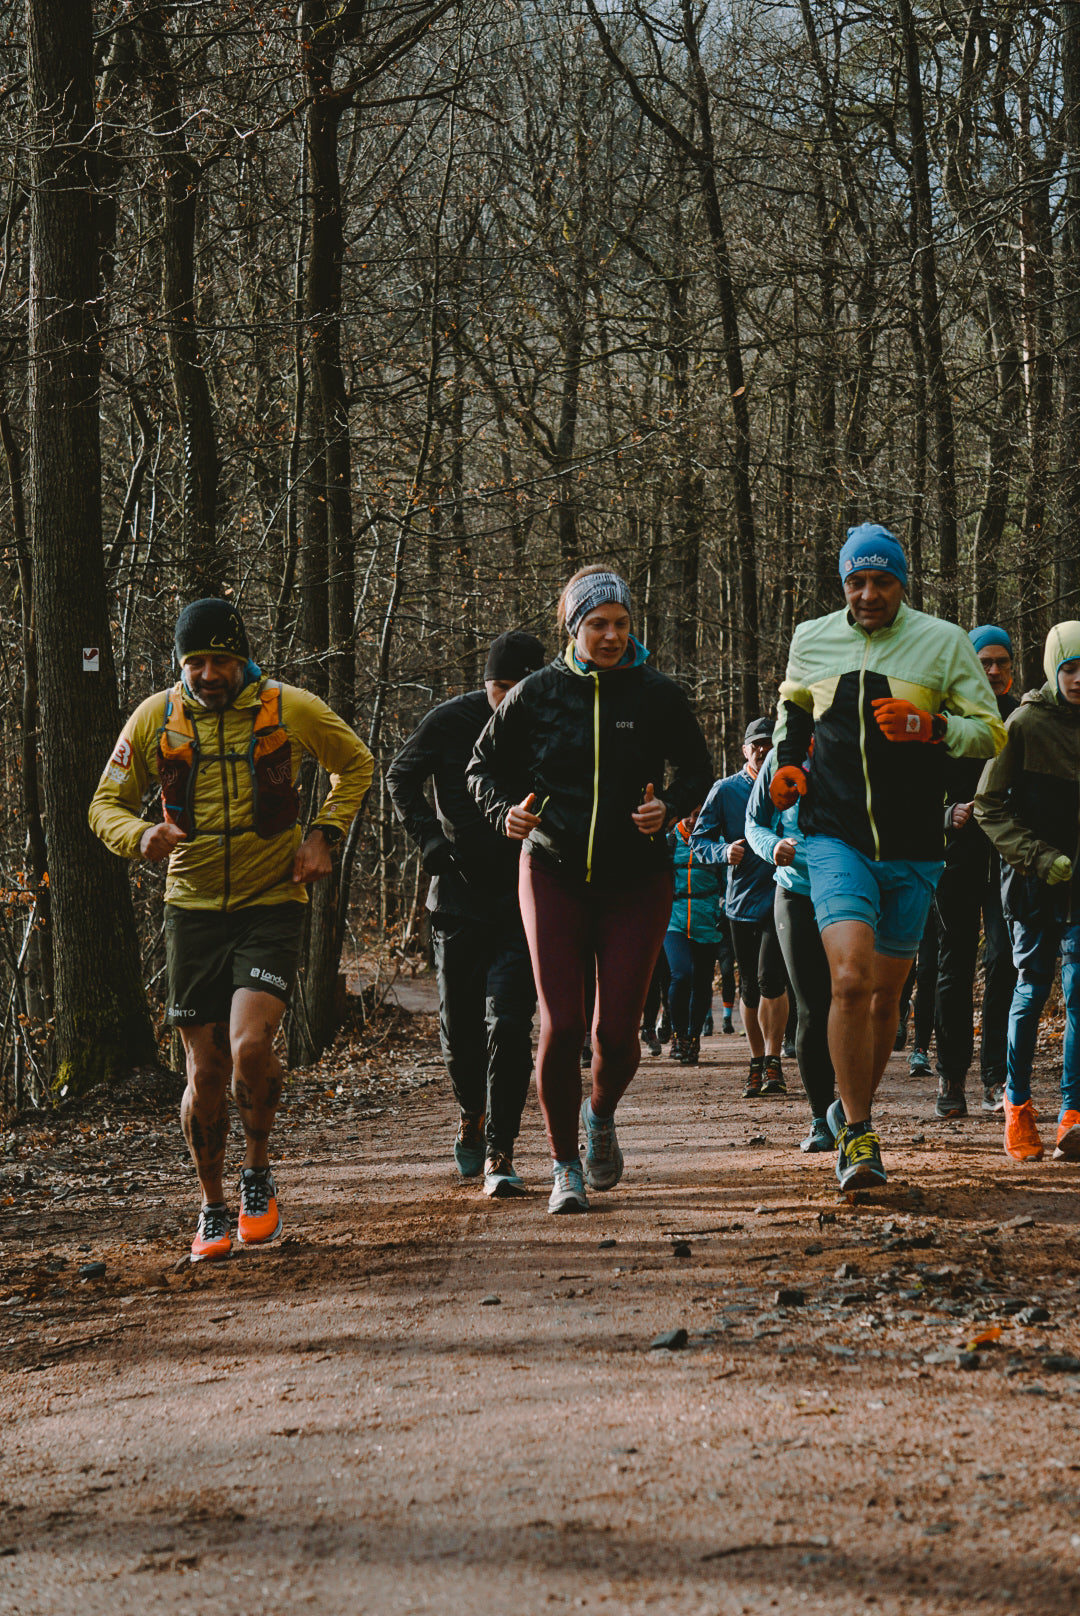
left=1, top=1017, right=1078, bottom=1615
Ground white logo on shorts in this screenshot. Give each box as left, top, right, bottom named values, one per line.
left=250, top=967, right=287, bottom=991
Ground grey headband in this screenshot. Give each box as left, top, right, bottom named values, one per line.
left=564, top=571, right=632, bottom=637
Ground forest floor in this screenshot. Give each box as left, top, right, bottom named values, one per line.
left=1, top=986, right=1079, bottom=1616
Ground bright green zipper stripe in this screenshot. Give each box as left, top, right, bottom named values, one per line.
left=858, top=636, right=880, bottom=860
left=585, top=673, right=600, bottom=883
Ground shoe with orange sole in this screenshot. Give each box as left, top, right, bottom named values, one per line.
left=190, top=1201, right=231, bottom=1264
left=1003, top=1097, right=1043, bottom=1162
left=237, top=1167, right=283, bottom=1245
left=1053, top=1109, right=1080, bottom=1161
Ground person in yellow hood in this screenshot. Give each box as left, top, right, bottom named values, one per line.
left=975, top=620, right=1080, bottom=1164
left=89, top=597, right=373, bottom=1262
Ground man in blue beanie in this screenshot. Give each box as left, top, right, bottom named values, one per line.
left=928, top=626, right=1018, bottom=1117
left=770, top=524, right=1006, bottom=1191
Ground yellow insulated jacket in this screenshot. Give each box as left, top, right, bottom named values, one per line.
left=89, top=676, right=373, bottom=911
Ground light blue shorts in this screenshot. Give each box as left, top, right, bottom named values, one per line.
left=806, top=836, right=943, bottom=959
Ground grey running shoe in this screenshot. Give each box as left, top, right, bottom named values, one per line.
left=548, top=1159, right=589, bottom=1214
left=982, top=1083, right=1005, bottom=1113
left=454, top=1114, right=486, bottom=1178
left=483, top=1153, right=526, bottom=1198
left=908, top=1047, right=931, bottom=1076
left=580, top=1097, right=624, bottom=1190
left=935, top=1079, right=968, bottom=1119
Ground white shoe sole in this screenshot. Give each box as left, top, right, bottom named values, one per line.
left=1053, top=1123, right=1080, bottom=1161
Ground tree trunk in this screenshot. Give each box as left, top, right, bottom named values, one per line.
left=1060, top=1, right=1080, bottom=615
left=28, top=0, right=156, bottom=1093
left=137, top=7, right=221, bottom=598
left=900, top=0, right=958, bottom=621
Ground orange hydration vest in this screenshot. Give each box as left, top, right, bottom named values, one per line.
left=155, top=680, right=300, bottom=841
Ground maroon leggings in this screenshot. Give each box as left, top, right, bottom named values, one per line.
left=518, top=854, right=674, bottom=1161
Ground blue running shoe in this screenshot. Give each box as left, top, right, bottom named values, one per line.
left=835, top=1121, right=887, bottom=1191
left=580, top=1097, right=624, bottom=1190
left=548, top=1158, right=589, bottom=1214
left=825, top=1097, right=847, bottom=1144
left=454, top=1114, right=485, bottom=1178
left=800, top=1118, right=833, bottom=1153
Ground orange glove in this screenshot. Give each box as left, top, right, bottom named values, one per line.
left=770, top=764, right=808, bottom=809
left=871, top=697, right=939, bottom=744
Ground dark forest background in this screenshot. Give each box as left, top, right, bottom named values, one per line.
left=4, top=0, right=1080, bottom=1100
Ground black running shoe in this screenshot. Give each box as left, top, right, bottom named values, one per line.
left=641, top=1025, right=662, bottom=1057
left=760, top=1057, right=787, bottom=1096
left=743, top=1058, right=764, bottom=1098
left=835, top=1121, right=887, bottom=1191
left=682, top=1035, right=700, bottom=1067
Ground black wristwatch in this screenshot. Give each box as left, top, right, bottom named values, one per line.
left=312, top=823, right=344, bottom=848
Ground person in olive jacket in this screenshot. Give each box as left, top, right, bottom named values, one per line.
left=386, top=630, right=546, bottom=1198
left=467, top=565, right=712, bottom=1214
left=974, top=620, right=1080, bottom=1165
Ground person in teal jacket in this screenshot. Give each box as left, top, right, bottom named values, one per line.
left=747, top=751, right=835, bottom=1151
left=664, top=809, right=725, bottom=1065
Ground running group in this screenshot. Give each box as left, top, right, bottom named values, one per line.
left=89, top=524, right=1080, bottom=1257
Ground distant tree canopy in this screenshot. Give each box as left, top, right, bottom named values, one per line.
left=2, top=0, right=1078, bottom=1095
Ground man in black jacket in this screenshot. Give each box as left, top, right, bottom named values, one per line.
left=932, top=626, right=1020, bottom=1118
left=386, top=631, right=545, bottom=1197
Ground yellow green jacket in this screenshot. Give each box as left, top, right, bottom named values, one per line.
left=774, top=602, right=1006, bottom=861
left=89, top=676, right=373, bottom=910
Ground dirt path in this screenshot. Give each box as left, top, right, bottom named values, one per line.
left=2, top=1015, right=1079, bottom=1615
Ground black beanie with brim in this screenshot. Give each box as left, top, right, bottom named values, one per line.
left=175, top=598, right=250, bottom=664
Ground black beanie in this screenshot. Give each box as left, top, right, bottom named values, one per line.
left=484, top=630, right=546, bottom=683
left=175, top=598, right=250, bottom=664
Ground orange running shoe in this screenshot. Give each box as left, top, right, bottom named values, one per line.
left=190, top=1201, right=231, bottom=1264
left=237, top=1167, right=283, bottom=1245
left=1003, top=1098, right=1043, bottom=1162
left=1053, top=1109, right=1080, bottom=1161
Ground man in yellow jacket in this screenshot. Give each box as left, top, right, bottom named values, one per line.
left=90, top=598, right=373, bottom=1263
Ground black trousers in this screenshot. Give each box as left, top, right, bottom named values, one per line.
left=715, top=914, right=737, bottom=1005
left=934, top=846, right=1015, bottom=1087
left=773, top=886, right=834, bottom=1117
left=430, top=904, right=536, bottom=1153
left=899, top=905, right=938, bottom=1052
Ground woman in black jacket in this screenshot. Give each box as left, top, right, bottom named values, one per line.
left=467, top=565, right=712, bottom=1213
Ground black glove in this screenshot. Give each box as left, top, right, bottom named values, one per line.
left=422, top=836, right=459, bottom=878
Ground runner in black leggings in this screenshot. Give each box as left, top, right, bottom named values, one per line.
left=691, top=718, right=790, bottom=1096
left=747, top=750, right=835, bottom=1150
left=467, top=565, right=712, bottom=1213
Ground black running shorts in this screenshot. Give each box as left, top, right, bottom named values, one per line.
left=165, top=903, right=304, bottom=1026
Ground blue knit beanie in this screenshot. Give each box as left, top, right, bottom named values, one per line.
left=969, top=624, right=1013, bottom=658
left=838, top=524, right=908, bottom=589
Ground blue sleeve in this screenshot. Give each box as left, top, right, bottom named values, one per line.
left=690, top=778, right=730, bottom=866
left=745, top=755, right=781, bottom=867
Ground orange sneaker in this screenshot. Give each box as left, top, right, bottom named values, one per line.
left=1053, top=1109, right=1080, bottom=1161
left=237, top=1167, right=283, bottom=1245
left=1003, top=1098, right=1043, bottom=1162
left=190, top=1201, right=231, bottom=1264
